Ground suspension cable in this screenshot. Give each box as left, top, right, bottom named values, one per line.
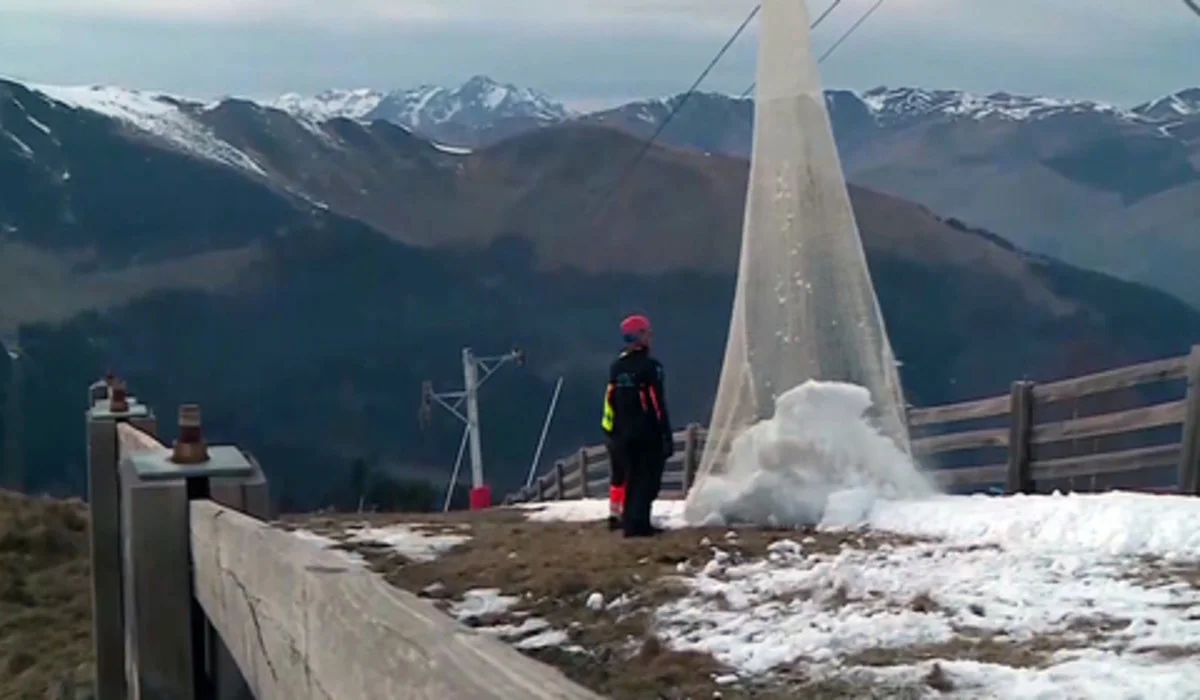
left=581, top=3, right=761, bottom=227
left=740, top=0, right=886, bottom=98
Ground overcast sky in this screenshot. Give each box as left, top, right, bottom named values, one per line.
left=0, top=0, right=1195, bottom=109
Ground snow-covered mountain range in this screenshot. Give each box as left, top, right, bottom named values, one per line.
left=9, top=73, right=1197, bottom=163
left=263, top=78, right=1200, bottom=138
left=3, top=73, right=1199, bottom=311
left=269, top=75, right=571, bottom=138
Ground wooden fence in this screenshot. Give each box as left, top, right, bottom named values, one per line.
left=85, top=378, right=599, bottom=700
left=507, top=345, right=1200, bottom=504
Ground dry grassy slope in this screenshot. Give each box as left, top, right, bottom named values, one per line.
left=0, top=490, right=92, bottom=700
left=454, top=125, right=746, bottom=274
left=0, top=240, right=263, bottom=333
left=451, top=125, right=1083, bottom=318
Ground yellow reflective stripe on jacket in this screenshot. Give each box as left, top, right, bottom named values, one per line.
left=601, top=383, right=615, bottom=432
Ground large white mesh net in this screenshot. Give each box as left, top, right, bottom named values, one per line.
left=684, top=0, right=916, bottom=522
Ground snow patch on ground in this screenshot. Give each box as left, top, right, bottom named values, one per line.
left=657, top=532, right=1200, bottom=681
left=859, top=491, right=1200, bottom=559
left=515, top=454, right=1200, bottom=694
left=518, top=498, right=685, bottom=528
left=449, top=587, right=520, bottom=620
left=431, top=141, right=472, bottom=155
left=448, top=588, right=571, bottom=650
left=342, top=523, right=471, bottom=563
left=287, top=521, right=470, bottom=564
left=879, top=654, right=1200, bottom=700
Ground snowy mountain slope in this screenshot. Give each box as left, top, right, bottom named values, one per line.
left=368, top=75, right=569, bottom=128
left=270, top=88, right=384, bottom=122
left=17, top=81, right=270, bottom=178
left=857, top=86, right=1146, bottom=125
left=265, top=75, right=570, bottom=146
left=1134, top=87, right=1200, bottom=122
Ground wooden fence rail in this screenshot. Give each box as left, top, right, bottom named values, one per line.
left=85, top=378, right=598, bottom=700
left=506, top=345, right=1200, bottom=505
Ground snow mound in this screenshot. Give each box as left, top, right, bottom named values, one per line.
left=685, top=381, right=936, bottom=527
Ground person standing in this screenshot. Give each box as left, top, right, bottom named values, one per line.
left=600, top=314, right=673, bottom=537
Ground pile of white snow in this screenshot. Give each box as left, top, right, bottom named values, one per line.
left=685, top=380, right=936, bottom=527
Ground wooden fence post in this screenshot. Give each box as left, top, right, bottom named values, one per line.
left=682, top=424, right=700, bottom=493
left=119, top=404, right=266, bottom=700
left=1005, top=381, right=1035, bottom=494
left=578, top=450, right=590, bottom=498
left=85, top=378, right=156, bottom=700
left=554, top=461, right=565, bottom=500
left=1179, top=345, right=1200, bottom=495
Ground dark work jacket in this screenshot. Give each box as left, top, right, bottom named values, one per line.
left=601, top=346, right=673, bottom=455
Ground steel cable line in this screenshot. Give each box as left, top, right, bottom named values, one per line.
left=740, top=0, right=886, bottom=98
left=580, top=0, right=852, bottom=228
left=580, top=3, right=761, bottom=227
left=1187, top=0, right=1200, bottom=18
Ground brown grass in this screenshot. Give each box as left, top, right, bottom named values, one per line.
left=1122, top=555, right=1200, bottom=592
left=287, top=508, right=936, bottom=699
left=0, top=490, right=94, bottom=700
left=845, top=615, right=1133, bottom=670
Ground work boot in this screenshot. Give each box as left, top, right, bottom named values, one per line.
left=607, top=515, right=622, bottom=531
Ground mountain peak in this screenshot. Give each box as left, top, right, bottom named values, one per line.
left=857, top=85, right=1139, bottom=125
left=270, top=88, right=384, bottom=122
left=265, top=75, right=571, bottom=137
left=1133, top=88, right=1200, bottom=122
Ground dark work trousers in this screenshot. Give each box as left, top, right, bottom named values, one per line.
left=605, top=437, right=629, bottom=526
left=622, top=443, right=666, bottom=536
left=607, top=437, right=628, bottom=491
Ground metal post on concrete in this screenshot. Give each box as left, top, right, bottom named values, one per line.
left=85, top=375, right=156, bottom=700
left=462, top=347, right=488, bottom=507
left=120, top=403, right=266, bottom=700
left=420, top=346, right=525, bottom=510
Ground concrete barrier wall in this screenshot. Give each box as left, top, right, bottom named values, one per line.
left=88, top=378, right=601, bottom=700
left=190, top=500, right=602, bottom=700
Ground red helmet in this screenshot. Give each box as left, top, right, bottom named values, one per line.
left=621, top=314, right=651, bottom=344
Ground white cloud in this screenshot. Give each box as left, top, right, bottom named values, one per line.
left=0, top=0, right=1192, bottom=106
left=1, top=0, right=760, bottom=32
left=2, top=0, right=1191, bottom=56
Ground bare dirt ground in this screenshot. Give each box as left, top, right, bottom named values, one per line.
left=282, top=507, right=949, bottom=699
left=283, top=504, right=1200, bottom=699
left=3, top=492, right=1196, bottom=700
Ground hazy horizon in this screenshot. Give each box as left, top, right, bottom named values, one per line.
left=1, top=0, right=1196, bottom=108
